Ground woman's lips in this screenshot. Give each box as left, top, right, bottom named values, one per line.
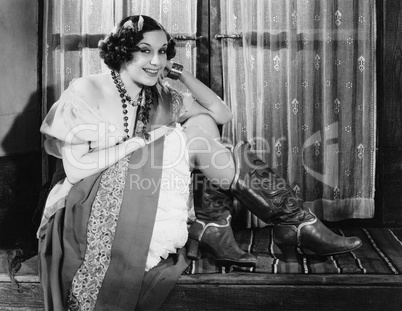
left=143, top=68, right=159, bottom=77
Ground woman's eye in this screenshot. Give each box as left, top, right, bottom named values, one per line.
left=160, top=49, right=167, bottom=54
left=140, top=49, right=150, bottom=53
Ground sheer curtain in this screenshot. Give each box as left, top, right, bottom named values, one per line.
left=41, top=0, right=197, bottom=181
left=220, top=0, right=376, bottom=225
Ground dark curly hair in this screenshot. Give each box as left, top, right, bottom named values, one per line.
left=99, top=15, right=176, bottom=71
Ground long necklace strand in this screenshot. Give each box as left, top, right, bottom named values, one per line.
left=111, top=70, right=153, bottom=142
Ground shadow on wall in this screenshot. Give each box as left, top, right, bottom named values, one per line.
left=0, top=89, right=43, bottom=254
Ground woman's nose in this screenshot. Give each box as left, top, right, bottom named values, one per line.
left=150, top=53, right=161, bottom=66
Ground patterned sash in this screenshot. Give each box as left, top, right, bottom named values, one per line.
left=60, top=137, right=167, bottom=310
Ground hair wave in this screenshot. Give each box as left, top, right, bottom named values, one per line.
left=99, top=15, right=176, bottom=71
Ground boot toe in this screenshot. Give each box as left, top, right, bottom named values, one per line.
left=316, top=236, right=362, bottom=256
left=240, top=253, right=258, bottom=266
left=347, top=236, right=362, bottom=251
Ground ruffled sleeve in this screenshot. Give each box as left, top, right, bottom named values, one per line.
left=40, top=84, right=103, bottom=158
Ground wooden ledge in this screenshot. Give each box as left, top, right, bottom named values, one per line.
left=2, top=272, right=401, bottom=287
left=178, top=273, right=402, bottom=286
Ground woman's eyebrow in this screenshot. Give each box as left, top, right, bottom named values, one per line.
left=138, top=42, right=168, bottom=48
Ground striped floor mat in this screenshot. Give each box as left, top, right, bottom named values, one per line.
left=187, top=228, right=402, bottom=275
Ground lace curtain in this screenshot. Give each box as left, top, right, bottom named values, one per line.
left=41, top=0, right=197, bottom=181
left=41, top=0, right=376, bottom=222
left=220, top=0, right=376, bottom=224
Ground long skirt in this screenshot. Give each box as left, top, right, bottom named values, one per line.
left=38, top=137, right=190, bottom=310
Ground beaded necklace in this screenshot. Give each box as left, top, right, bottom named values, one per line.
left=111, top=70, right=153, bottom=142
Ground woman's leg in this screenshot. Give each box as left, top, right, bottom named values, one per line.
left=184, top=114, right=235, bottom=189
left=183, top=115, right=257, bottom=267
left=183, top=115, right=362, bottom=262
left=229, top=141, right=362, bottom=259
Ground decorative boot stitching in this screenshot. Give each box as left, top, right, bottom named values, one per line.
left=195, top=215, right=232, bottom=242
left=296, top=214, right=317, bottom=247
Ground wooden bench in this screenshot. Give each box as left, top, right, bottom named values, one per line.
left=1, top=227, right=402, bottom=310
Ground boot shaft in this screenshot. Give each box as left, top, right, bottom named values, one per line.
left=195, top=177, right=233, bottom=223
left=231, top=141, right=312, bottom=224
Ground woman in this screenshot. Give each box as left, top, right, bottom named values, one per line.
left=39, top=14, right=240, bottom=310
left=38, top=15, right=361, bottom=310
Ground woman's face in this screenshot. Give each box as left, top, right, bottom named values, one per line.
left=122, top=30, right=168, bottom=87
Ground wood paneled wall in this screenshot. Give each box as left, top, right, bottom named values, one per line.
left=376, top=0, right=402, bottom=226
left=0, top=0, right=42, bottom=247
left=0, top=0, right=41, bottom=156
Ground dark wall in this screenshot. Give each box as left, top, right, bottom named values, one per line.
left=0, top=0, right=42, bottom=248
left=376, top=0, right=402, bottom=226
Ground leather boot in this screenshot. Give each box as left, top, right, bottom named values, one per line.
left=187, top=178, right=257, bottom=268
left=231, top=141, right=362, bottom=260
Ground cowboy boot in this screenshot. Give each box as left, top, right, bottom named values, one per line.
left=231, top=141, right=362, bottom=260
left=187, top=178, right=257, bottom=268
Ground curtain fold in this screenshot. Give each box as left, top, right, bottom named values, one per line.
left=220, top=0, right=376, bottom=225
left=41, top=0, right=197, bottom=182
left=41, top=0, right=376, bottom=223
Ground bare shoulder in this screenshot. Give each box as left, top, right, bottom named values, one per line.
left=69, top=73, right=111, bottom=107
left=70, top=74, right=107, bottom=96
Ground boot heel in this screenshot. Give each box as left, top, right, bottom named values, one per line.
left=276, top=244, right=299, bottom=262
left=186, top=238, right=201, bottom=260
left=273, top=225, right=299, bottom=262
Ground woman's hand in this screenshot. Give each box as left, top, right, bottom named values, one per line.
left=61, top=125, right=176, bottom=184
left=138, top=125, right=173, bottom=144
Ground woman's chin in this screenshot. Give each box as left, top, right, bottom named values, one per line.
left=142, top=77, right=159, bottom=86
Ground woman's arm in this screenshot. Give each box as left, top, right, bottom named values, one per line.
left=165, top=62, right=233, bottom=125
left=61, top=126, right=171, bottom=183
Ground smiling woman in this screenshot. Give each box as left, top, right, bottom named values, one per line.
left=37, top=14, right=234, bottom=310
left=38, top=12, right=362, bottom=311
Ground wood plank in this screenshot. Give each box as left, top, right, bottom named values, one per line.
left=379, top=148, right=402, bottom=226
left=195, top=0, right=210, bottom=86
left=377, top=0, right=402, bottom=225
left=0, top=283, right=44, bottom=310
left=0, top=152, right=42, bottom=248
left=0, top=308, right=44, bottom=311
left=161, top=284, right=402, bottom=311
left=209, top=0, right=223, bottom=98
left=0, top=274, right=40, bottom=283
left=2, top=270, right=402, bottom=286
left=0, top=0, right=40, bottom=156
left=1, top=279, right=401, bottom=311
left=0, top=251, right=39, bottom=283
left=380, top=0, right=402, bottom=146
left=375, top=0, right=402, bottom=226
left=177, top=273, right=402, bottom=286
